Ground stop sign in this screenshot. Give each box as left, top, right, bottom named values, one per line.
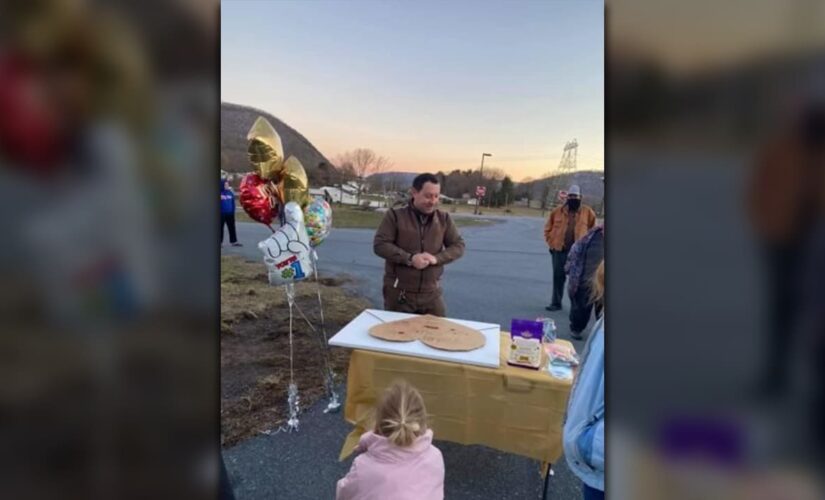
left=475, top=186, right=486, bottom=197
left=558, top=190, right=568, bottom=201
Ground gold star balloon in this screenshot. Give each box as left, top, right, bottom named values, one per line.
left=247, top=116, right=285, bottom=180
left=281, top=155, right=310, bottom=207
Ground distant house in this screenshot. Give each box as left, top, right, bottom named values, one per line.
left=344, top=180, right=369, bottom=194
left=309, top=186, right=356, bottom=205
left=309, top=185, right=384, bottom=207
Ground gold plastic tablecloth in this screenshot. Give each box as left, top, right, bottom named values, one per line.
left=339, top=333, right=574, bottom=464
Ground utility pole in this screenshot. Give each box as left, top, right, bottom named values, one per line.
left=475, top=153, right=492, bottom=215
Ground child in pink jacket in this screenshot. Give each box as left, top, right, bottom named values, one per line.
left=336, top=380, right=445, bottom=500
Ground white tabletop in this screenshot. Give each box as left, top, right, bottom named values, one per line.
left=328, top=309, right=501, bottom=368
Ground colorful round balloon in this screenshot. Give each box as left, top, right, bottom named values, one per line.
left=303, top=197, right=333, bottom=247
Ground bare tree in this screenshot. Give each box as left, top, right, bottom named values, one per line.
left=480, top=167, right=506, bottom=208
left=331, top=154, right=353, bottom=204
left=515, top=177, right=534, bottom=205
left=337, top=148, right=391, bottom=206
left=379, top=170, right=400, bottom=207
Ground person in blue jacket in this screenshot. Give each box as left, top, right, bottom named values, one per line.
left=563, top=259, right=604, bottom=500
left=221, top=178, right=241, bottom=246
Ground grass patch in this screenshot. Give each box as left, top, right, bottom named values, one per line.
left=361, top=194, right=386, bottom=202
left=330, top=205, right=384, bottom=229
left=235, top=205, right=497, bottom=229
left=221, top=255, right=371, bottom=447
left=447, top=204, right=549, bottom=218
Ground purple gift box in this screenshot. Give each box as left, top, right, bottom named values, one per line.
left=508, top=319, right=544, bottom=369
left=510, top=318, right=544, bottom=341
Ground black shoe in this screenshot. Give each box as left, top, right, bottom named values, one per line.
left=570, top=331, right=584, bottom=340
left=545, top=304, right=562, bottom=312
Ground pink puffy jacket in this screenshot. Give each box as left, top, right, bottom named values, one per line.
left=336, top=429, right=444, bottom=500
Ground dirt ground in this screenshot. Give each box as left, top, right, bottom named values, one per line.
left=221, top=255, right=371, bottom=447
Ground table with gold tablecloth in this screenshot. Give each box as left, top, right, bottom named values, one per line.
left=339, top=333, right=574, bottom=464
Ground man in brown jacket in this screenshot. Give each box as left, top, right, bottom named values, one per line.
left=747, top=103, right=825, bottom=398
left=543, top=184, right=596, bottom=311
left=373, top=173, right=465, bottom=316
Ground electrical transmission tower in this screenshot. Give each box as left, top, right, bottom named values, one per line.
left=541, top=139, right=578, bottom=213
left=558, top=139, right=578, bottom=173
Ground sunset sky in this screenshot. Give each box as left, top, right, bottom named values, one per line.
left=221, top=1, right=603, bottom=182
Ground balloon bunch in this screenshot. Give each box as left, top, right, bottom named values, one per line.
left=239, top=117, right=334, bottom=246
left=240, top=117, right=310, bottom=227
left=239, top=116, right=339, bottom=432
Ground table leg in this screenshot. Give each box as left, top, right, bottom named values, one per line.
left=541, top=463, right=552, bottom=500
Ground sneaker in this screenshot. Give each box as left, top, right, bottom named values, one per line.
left=570, top=331, right=584, bottom=340
left=545, top=304, right=562, bottom=312
left=231, top=242, right=243, bottom=247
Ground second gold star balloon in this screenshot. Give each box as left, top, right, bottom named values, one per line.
left=281, top=155, right=310, bottom=207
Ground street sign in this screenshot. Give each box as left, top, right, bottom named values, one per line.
left=558, top=190, right=568, bottom=201
left=475, top=186, right=486, bottom=197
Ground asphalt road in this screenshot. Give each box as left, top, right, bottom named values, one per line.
left=222, top=212, right=591, bottom=499
left=223, top=212, right=585, bottom=337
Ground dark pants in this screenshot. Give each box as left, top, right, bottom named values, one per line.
left=221, top=213, right=238, bottom=243
left=759, top=242, right=802, bottom=394
left=550, top=249, right=569, bottom=307
left=383, top=284, right=446, bottom=317
left=804, top=227, right=825, bottom=452
left=582, top=484, right=604, bottom=500
left=569, top=285, right=603, bottom=334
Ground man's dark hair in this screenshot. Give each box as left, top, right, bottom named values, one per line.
left=412, top=173, right=439, bottom=191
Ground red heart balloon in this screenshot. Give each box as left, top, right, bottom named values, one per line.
left=239, top=173, right=278, bottom=226
left=0, top=53, right=65, bottom=173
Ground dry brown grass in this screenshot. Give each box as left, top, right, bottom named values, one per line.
left=221, top=255, right=371, bottom=447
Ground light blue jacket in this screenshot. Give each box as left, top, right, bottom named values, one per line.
left=563, top=317, right=604, bottom=491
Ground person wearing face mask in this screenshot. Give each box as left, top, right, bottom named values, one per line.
left=373, top=173, right=465, bottom=317
left=543, top=185, right=597, bottom=312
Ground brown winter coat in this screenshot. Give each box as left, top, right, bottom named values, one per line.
left=373, top=204, right=465, bottom=293
left=747, top=136, right=825, bottom=244
left=544, top=204, right=597, bottom=251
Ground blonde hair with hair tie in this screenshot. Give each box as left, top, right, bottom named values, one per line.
left=374, top=380, right=428, bottom=447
